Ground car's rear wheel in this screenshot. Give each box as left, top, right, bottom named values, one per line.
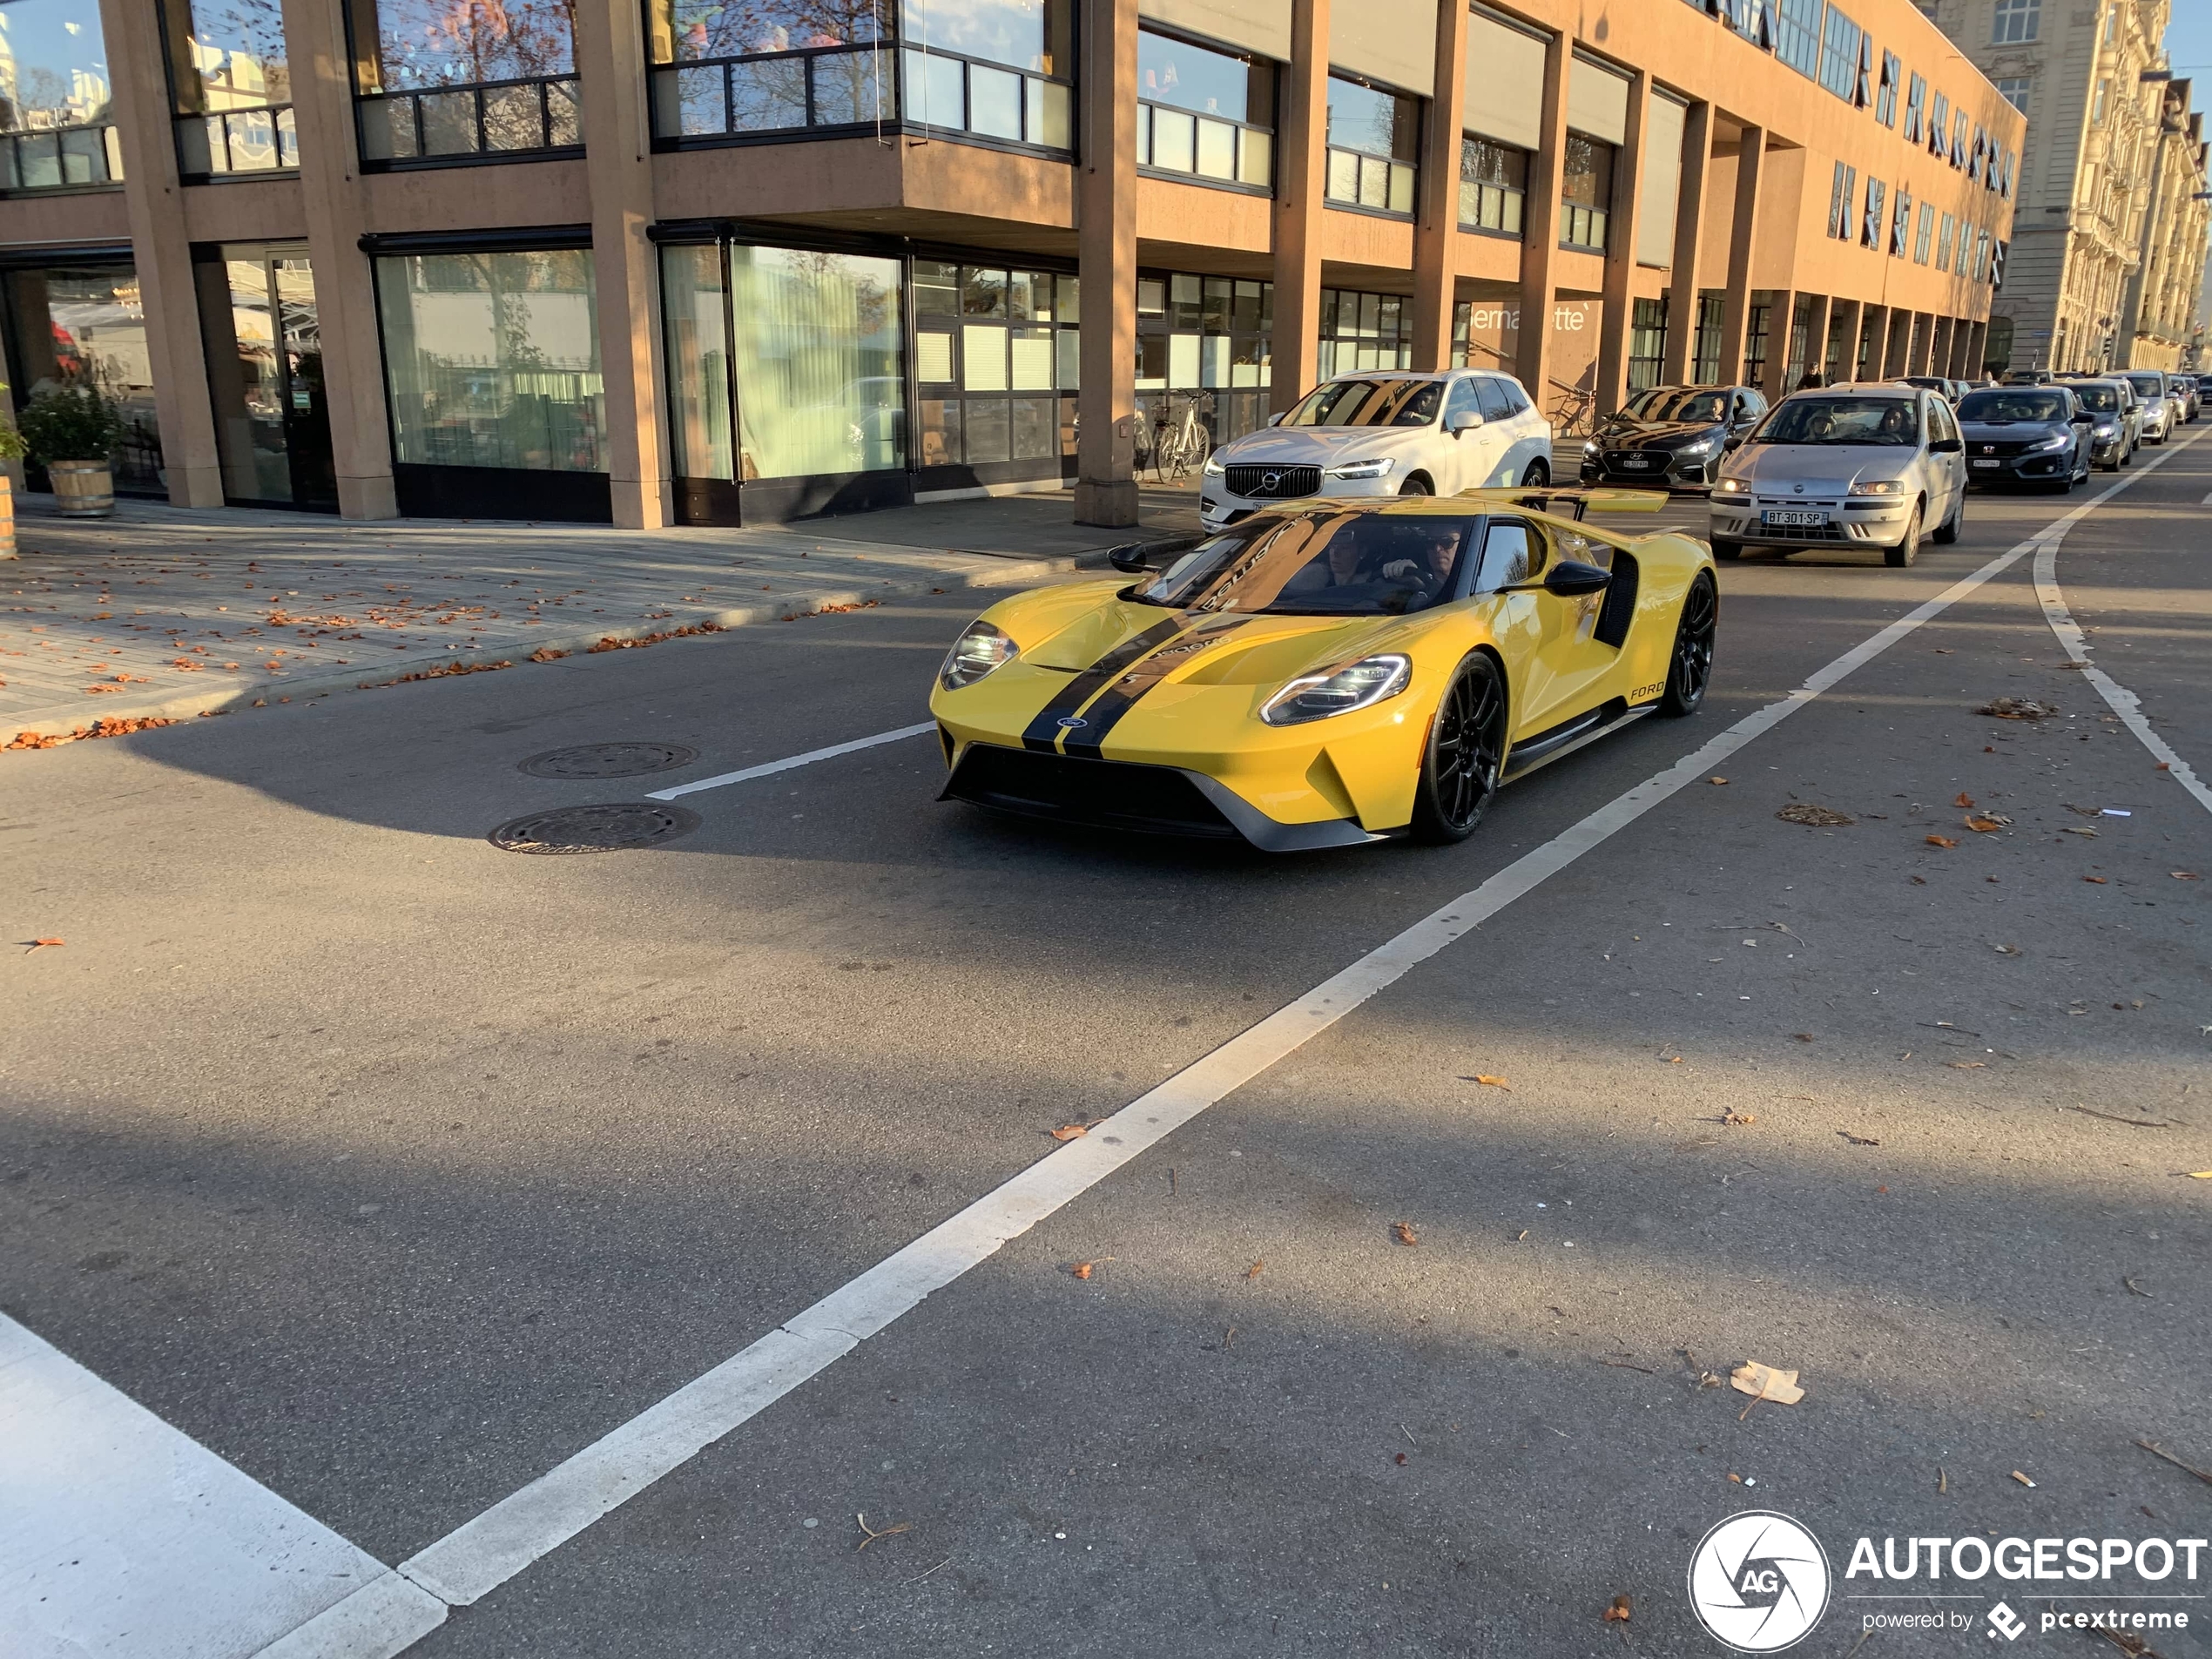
left=1521, top=459, right=1550, bottom=487
left=1932, top=491, right=1964, bottom=543
left=1410, top=655, right=1508, bottom=844
left=1658, top=573, right=1716, bottom=718
left=1883, top=502, right=1924, bottom=568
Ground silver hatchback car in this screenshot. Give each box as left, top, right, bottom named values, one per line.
left=1708, top=383, right=1967, bottom=567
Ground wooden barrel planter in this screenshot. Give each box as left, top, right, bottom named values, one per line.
left=49, top=460, right=114, bottom=518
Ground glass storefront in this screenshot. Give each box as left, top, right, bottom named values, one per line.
left=0, top=0, right=123, bottom=191
left=194, top=245, right=334, bottom=508
left=1134, top=271, right=1271, bottom=455
left=914, top=259, right=1075, bottom=478
left=0, top=261, right=161, bottom=491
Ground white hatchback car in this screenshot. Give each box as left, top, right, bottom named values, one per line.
left=1199, top=371, right=1554, bottom=533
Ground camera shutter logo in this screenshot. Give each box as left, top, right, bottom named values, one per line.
left=1687, top=1511, right=1832, bottom=1652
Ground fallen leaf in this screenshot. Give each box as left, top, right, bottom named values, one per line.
left=1954, top=792, right=1975, bottom=808
left=1392, top=1222, right=1420, bottom=1246
left=1791, top=1033, right=1814, bottom=1042
left=1395, top=1452, right=1408, bottom=1466
left=1730, top=1362, right=1805, bottom=1406
left=1838, top=1131, right=1880, bottom=1146
left=1776, top=804, right=1854, bottom=827
left=2063, top=826, right=2099, bottom=838
left=2173, top=872, right=2202, bottom=881
left=2085, top=876, right=2108, bottom=884
left=526, top=646, right=569, bottom=663
left=1926, top=834, right=1959, bottom=848
left=1471, top=1074, right=1511, bottom=1089
left=2011, top=1470, right=2037, bottom=1487
left=1049, top=1123, right=1091, bottom=1142
left=1726, top=1472, right=1743, bottom=1483
left=25, top=937, right=64, bottom=952
left=1244, top=1258, right=1264, bottom=1280
left=1977, top=697, right=2060, bottom=720
left=854, top=1512, right=911, bottom=1551
left=1708, top=776, right=1728, bottom=786
left=1602, top=1594, right=1632, bottom=1623
left=2187, top=1172, right=2212, bottom=1181
left=1965, top=815, right=2008, bottom=833
left=1993, top=944, right=2020, bottom=954
left=1667, top=1055, right=1684, bottom=1065
left=1069, top=1261, right=1095, bottom=1279
left=1723, top=1110, right=1757, bottom=1126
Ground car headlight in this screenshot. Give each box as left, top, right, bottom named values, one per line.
left=1581, top=440, right=1603, bottom=456
left=1259, top=654, right=1412, bottom=726
left=1676, top=438, right=1715, bottom=456
left=1203, top=453, right=1225, bottom=475
left=2094, top=423, right=2117, bottom=437
left=1712, top=478, right=1750, bottom=496
left=939, top=619, right=1017, bottom=690
left=1323, top=457, right=1396, bottom=480
left=1848, top=479, right=1907, bottom=496
left=2029, top=433, right=2072, bottom=452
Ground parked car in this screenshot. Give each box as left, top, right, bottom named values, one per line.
left=2066, top=379, right=2141, bottom=470
left=1576, top=384, right=1767, bottom=489
left=1900, top=374, right=1957, bottom=402
left=2173, top=374, right=2201, bottom=422
left=1952, top=386, right=2094, bottom=491
left=2120, top=370, right=2176, bottom=442
left=1707, top=382, right=1966, bottom=567
left=2000, top=368, right=2055, bottom=386
left=1199, top=372, right=1553, bottom=534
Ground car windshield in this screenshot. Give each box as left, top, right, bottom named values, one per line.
left=2072, top=384, right=2122, bottom=413
left=1281, top=379, right=1443, bottom=428
left=1622, top=388, right=1730, bottom=423
left=1957, top=391, right=2067, bottom=423
left=1130, top=510, right=1476, bottom=617
left=2124, top=374, right=2165, bottom=396
left=1751, top=396, right=1921, bottom=446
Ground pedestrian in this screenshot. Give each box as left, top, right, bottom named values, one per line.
left=1796, top=370, right=1825, bottom=390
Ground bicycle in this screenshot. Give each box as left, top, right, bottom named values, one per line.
left=1149, top=392, right=1213, bottom=482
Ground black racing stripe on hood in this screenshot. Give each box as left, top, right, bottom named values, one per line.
left=1019, top=617, right=1187, bottom=752
left=1060, top=617, right=1259, bottom=759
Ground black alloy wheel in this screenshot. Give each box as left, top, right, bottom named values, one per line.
left=1411, top=654, right=1509, bottom=844
left=1521, top=459, right=1550, bottom=487
left=1399, top=475, right=1433, bottom=496
left=1659, top=573, right=1716, bottom=717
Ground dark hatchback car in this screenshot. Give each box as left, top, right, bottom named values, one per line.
left=1954, top=386, right=2094, bottom=490
left=1579, top=385, right=1767, bottom=489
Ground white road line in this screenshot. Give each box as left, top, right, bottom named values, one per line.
left=0, top=1314, right=446, bottom=1659
left=319, top=517, right=2111, bottom=1646
left=644, top=723, right=936, bottom=800
left=2036, top=430, right=2212, bottom=818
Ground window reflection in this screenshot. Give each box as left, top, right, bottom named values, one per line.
left=350, top=0, right=577, bottom=92
left=651, top=0, right=887, bottom=59
left=0, top=0, right=112, bottom=132
left=900, top=0, right=1069, bottom=75
left=1, top=264, right=163, bottom=489
left=727, top=246, right=904, bottom=481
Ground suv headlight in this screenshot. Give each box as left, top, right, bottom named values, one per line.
left=1203, top=453, right=1225, bottom=475
left=1848, top=479, right=1906, bottom=496
left=1259, top=654, right=1412, bottom=725
left=2029, top=432, right=2072, bottom=451
left=1323, top=457, right=1396, bottom=480
left=1712, top=477, right=1750, bottom=496
left=939, top=619, right=1017, bottom=690
left=1676, top=437, right=1715, bottom=456
left=2094, top=422, right=2117, bottom=437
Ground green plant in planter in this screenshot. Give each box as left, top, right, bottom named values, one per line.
left=17, top=381, right=125, bottom=467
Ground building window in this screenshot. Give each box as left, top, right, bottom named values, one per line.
left=2091, top=78, right=2108, bottom=124
left=161, top=0, right=296, bottom=179
left=1136, top=28, right=1272, bottom=189
left=1995, top=76, right=2030, bottom=115
left=1827, top=160, right=1858, bottom=239
left=195, top=245, right=334, bottom=508
left=374, top=249, right=604, bottom=473
left=1937, top=212, right=1956, bottom=270
left=1914, top=199, right=1935, bottom=262
left=1926, top=90, right=1948, bottom=157
left=1949, top=107, right=1966, bottom=168
left=350, top=0, right=581, bottom=164
left=1460, top=135, right=1527, bottom=236
left=1992, top=0, right=2040, bottom=44
left=1136, top=272, right=1271, bottom=457
left=1862, top=178, right=1885, bottom=248
left=1743, top=301, right=1771, bottom=388
left=1818, top=7, right=1865, bottom=104
left=1876, top=51, right=1899, bottom=126
left=1785, top=293, right=1814, bottom=385
left=1890, top=185, right=1912, bottom=257
left=916, top=260, right=1081, bottom=473
left=1628, top=297, right=1667, bottom=392
left=1559, top=133, right=1614, bottom=252
left=0, top=0, right=123, bottom=192
left=0, top=262, right=162, bottom=489
left=1317, top=287, right=1410, bottom=377
left=1693, top=293, right=1723, bottom=386
left=1774, top=0, right=1823, bottom=78
left=1903, top=72, right=1925, bottom=141
left=1325, top=75, right=1416, bottom=215
left=648, top=0, right=907, bottom=144
left=735, top=246, right=903, bottom=481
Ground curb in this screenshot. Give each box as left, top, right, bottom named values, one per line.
left=3, top=545, right=1143, bottom=745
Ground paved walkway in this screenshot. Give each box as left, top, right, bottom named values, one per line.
left=0, top=486, right=1199, bottom=745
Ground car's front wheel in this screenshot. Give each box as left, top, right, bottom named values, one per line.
left=1884, top=502, right=1924, bottom=568
left=1658, top=573, right=1716, bottom=718
left=1410, top=654, right=1508, bottom=844
left=1398, top=475, right=1433, bottom=496
left=1521, top=459, right=1550, bottom=488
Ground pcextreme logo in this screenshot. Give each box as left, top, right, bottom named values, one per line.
left=1688, top=1512, right=1832, bottom=1652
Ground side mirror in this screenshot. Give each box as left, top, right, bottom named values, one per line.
left=1929, top=436, right=1964, bottom=454
left=1542, top=560, right=1613, bottom=597
left=1723, top=433, right=1744, bottom=450
left=2071, top=410, right=2094, bottom=424
left=1266, top=412, right=1285, bottom=427
left=1107, top=543, right=1155, bottom=574
left=1447, top=410, right=1482, bottom=436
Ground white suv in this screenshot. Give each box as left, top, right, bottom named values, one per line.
left=1199, top=371, right=1554, bottom=533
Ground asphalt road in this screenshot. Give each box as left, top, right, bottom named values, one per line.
left=4, top=446, right=2209, bottom=1659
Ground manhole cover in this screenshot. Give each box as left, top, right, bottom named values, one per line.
left=518, top=741, right=698, bottom=779
left=488, top=803, right=702, bottom=854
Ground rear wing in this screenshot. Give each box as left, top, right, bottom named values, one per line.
left=1453, top=486, right=1669, bottom=522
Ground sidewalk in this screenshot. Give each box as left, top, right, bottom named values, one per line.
left=0, top=485, right=1200, bottom=745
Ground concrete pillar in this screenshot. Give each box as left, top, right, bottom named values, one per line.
left=1860, top=307, right=1890, bottom=381
left=1268, top=0, right=1330, bottom=416
left=1076, top=0, right=1140, bottom=523
left=1594, top=70, right=1651, bottom=418
left=1964, top=319, right=1989, bottom=377
left=98, top=0, right=223, bottom=507
left=1827, top=299, right=1862, bottom=380
left=1715, top=125, right=1764, bottom=388
left=1796, top=293, right=1831, bottom=388
left=281, top=0, right=397, bottom=519
left=1659, top=102, right=1714, bottom=386
left=1758, top=289, right=1797, bottom=401
left=1931, top=314, right=1956, bottom=379
left=1514, top=30, right=1572, bottom=416
left=574, top=0, right=671, bottom=529
left=1408, top=0, right=1469, bottom=372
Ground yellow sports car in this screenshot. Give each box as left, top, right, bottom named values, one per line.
left=928, top=491, right=1716, bottom=850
